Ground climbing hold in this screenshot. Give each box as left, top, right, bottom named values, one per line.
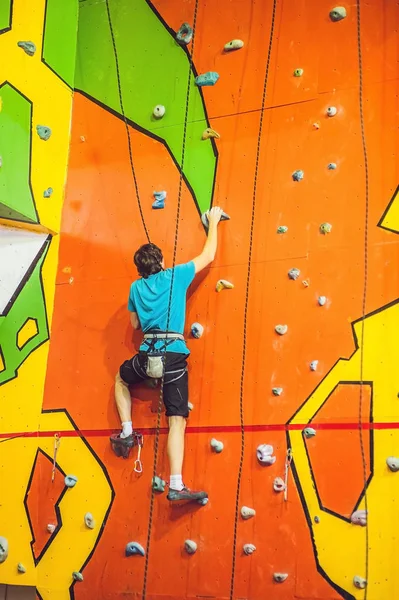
left=188, top=402, right=194, bottom=411
left=216, top=280, right=234, bottom=292
left=288, top=268, right=300, bottom=280
left=326, top=106, right=337, bottom=117
left=327, top=162, right=337, bottom=170
left=313, top=122, right=320, bottom=129
left=36, top=125, right=52, bottom=141
left=184, top=540, right=197, bottom=554
left=84, top=512, right=95, bottom=529
left=318, top=296, right=327, bottom=306
left=0, top=537, right=8, bottom=563
left=47, top=524, right=56, bottom=534
left=210, top=438, right=224, bottom=453
left=197, top=497, right=208, bottom=506
left=152, top=190, right=166, bottom=210
left=314, top=515, right=320, bottom=524
left=277, top=226, right=288, bottom=234
left=275, top=324, right=288, bottom=336
left=176, top=23, right=193, bottom=45
left=17, top=41, right=36, bottom=56
left=243, top=544, right=256, bottom=555
left=43, top=187, right=53, bottom=198
left=273, top=573, right=288, bottom=583
left=65, top=474, right=78, bottom=488
left=292, top=169, right=304, bottom=182
left=153, top=105, right=165, bottom=119
left=202, top=127, right=220, bottom=140
left=125, top=542, right=145, bottom=557
left=241, top=506, right=256, bottom=520
left=257, top=444, right=276, bottom=466
left=272, top=387, right=283, bottom=396
left=17, top=563, right=26, bottom=574
left=80, top=135, right=86, bottom=142
left=293, top=68, right=303, bottom=77
left=303, top=427, right=316, bottom=439
left=329, top=7, right=347, bottom=21
left=201, top=210, right=230, bottom=228
left=353, top=576, right=367, bottom=590
left=224, top=39, right=244, bottom=51
left=195, top=72, right=219, bottom=87
left=320, top=222, right=332, bottom=234
left=152, top=476, right=166, bottom=493
left=386, top=456, right=399, bottom=472
left=310, top=360, right=319, bottom=371
left=191, top=323, right=204, bottom=339
left=351, top=510, right=367, bottom=526
left=273, top=477, right=286, bottom=493
left=72, top=572, right=84, bottom=582
left=302, top=279, right=310, bottom=287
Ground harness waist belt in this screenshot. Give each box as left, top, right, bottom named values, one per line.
left=143, top=332, right=185, bottom=341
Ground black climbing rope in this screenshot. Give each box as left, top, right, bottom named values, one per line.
left=229, top=1, right=278, bottom=598
left=356, top=0, right=370, bottom=596
left=105, top=0, right=151, bottom=243
left=141, top=1, right=200, bottom=598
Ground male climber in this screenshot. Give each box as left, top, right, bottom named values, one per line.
left=111, top=206, right=224, bottom=501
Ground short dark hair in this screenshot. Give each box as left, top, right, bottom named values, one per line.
left=134, top=243, right=163, bottom=278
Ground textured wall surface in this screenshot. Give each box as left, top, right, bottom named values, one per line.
left=1, top=0, right=399, bottom=599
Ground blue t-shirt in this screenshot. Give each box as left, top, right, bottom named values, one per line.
left=128, top=261, right=195, bottom=354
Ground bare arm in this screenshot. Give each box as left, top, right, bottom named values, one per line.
left=130, top=312, right=141, bottom=330
left=192, top=206, right=224, bottom=274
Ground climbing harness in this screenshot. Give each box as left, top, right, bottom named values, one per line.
left=229, top=1, right=278, bottom=598
left=142, top=331, right=186, bottom=379
left=283, top=448, right=293, bottom=502
left=51, top=433, right=60, bottom=483
left=133, top=434, right=144, bottom=474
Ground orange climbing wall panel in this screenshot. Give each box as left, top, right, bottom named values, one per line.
left=39, top=0, right=399, bottom=599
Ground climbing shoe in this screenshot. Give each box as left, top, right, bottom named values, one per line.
left=109, top=433, right=135, bottom=459
left=167, top=487, right=208, bottom=502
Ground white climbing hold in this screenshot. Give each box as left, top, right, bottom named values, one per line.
left=17, top=563, right=26, bottom=574
left=313, top=122, right=320, bottom=129
left=184, top=540, right=197, bottom=554
left=275, top=324, right=288, bottom=336
left=330, top=6, right=347, bottom=21
left=0, top=537, right=8, bottom=563
left=288, top=268, right=300, bottom=280
left=197, top=497, right=208, bottom=506
left=257, top=444, right=276, bottom=465
left=210, top=438, right=224, bottom=453
left=243, top=543, right=256, bottom=555
left=353, top=576, right=367, bottom=589
left=303, top=427, right=316, bottom=439
left=386, top=456, right=399, bottom=472
left=224, top=39, right=244, bottom=51
left=191, top=323, right=204, bottom=338
left=328, top=162, right=337, bottom=170
left=216, top=279, right=234, bottom=292
left=320, top=222, right=332, bottom=234
left=202, top=127, right=220, bottom=140
left=188, top=402, right=194, bottom=411
left=273, top=573, right=289, bottom=583
left=326, top=106, right=337, bottom=117
left=310, top=360, right=319, bottom=372
left=153, top=105, right=165, bottom=119
left=318, top=296, right=327, bottom=306
left=240, top=506, right=256, bottom=520
left=273, top=476, right=286, bottom=493
left=72, top=571, right=84, bottom=582
left=351, top=509, right=367, bottom=526
left=46, top=524, right=56, bottom=534
left=125, top=542, right=145, bottom=557
left=201, top=210, right=230, bottom=228
left=272, top=387, right=283, bottom=396
left=84, top=512, right=95, bottom=529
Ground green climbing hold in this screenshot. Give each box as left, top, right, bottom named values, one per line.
left=17, top=41, right=36, bottom=56
left=293, top=68, right=303, bottom=77
left=320, top=222, right=332, bottom=234
left=329, top=6, right=347, bottom=21
left=36, top=125, right=52, bottom=141
left=152, top=476, right=166, bottom=493
left=277, top=226, right=288, bottom=234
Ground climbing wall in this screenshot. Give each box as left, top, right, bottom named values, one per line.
left=1, top=0, right=399, bottom=598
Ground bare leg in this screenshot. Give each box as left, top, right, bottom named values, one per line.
left=115, top=372, right=132, bottom=424
left=167, top=416, right=186, bottom=475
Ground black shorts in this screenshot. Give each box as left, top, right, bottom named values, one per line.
left=119, top=352, right=189, bottom=418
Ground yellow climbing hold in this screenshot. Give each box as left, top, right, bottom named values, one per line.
left=202, top=128, right=221, bottom=140
left=216, top=279, right=234, bottom=292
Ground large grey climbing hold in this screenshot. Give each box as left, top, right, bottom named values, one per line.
left=329, top=7, right=347, bottom=21
left=257, top=444, right=276, bottom=465
left=288, top=268, right=300, bottom=280
left=43, top=187, right=53, bottom=198
left=277, top=226, right=288, bottom=234
left=152, top=190, right=166, bottom=210
left=272, top=387, right=283, bottom=396
left=65, top=474, right=78, bottom=488
left=47, top=523, right=56, bottom=534
left=320, top=222, right=332, bottom=234
left=152, top=476, right=166, bottom=493
left=195, top=72, right=219, bottom=87
left=273, top=573, right=288, bottom=583
left=210, top=438, right=224, bottom=453
left=17, top=563, right=26, bottom=574
left=303, top=427, right=316, bottom=439
left=318, top=296, right=327, bottom=306
left=17, top=41, right=36, bottom=56
left=125, top=542, right=145, bottom=557
left=201, top=210, right=230, bottom=228
left=328, top=162, right=337, bottom=170
left=292, top=169, right=304, bottom=182
left=243, top=543, right=256, bottom=555
left=273, top=477, right=286, bottom=493
left=84, top=512, right=95, bottom=529
left=386, top=456, right=399, bottom=472
left=351, top=509, right=367, bottom=526
left=36, top=125, right=52, bottom=141
left=326, top=106, right=337, bottom=117
left=224, top=39, right=244, bottom=51
left=275, top=324, right=288, bottom=336
left=191, top=323, right=204, bottom=339
left=293, top=68, right=303, bottom=77
left=0, top=537, right=8, bottom=563
left=241, top=506, right=256, bottom=520
left=184, top=540, right=197, bottom=554
left=353, top=576, right=367, bottom=589
left=310, top=360, right=319, bottom=371
left=72, top=571, right=84, bottom=582
left=176, top=23, right=193, bottom=45
left=153, top=105, right=165, bottom=119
